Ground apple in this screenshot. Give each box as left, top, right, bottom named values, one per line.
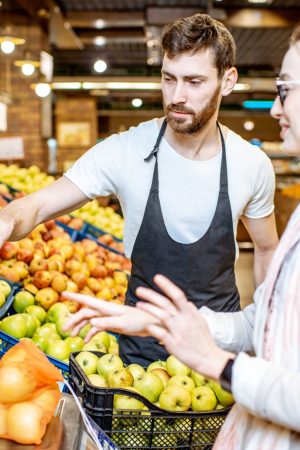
left=121, top=428, right=149, bottom=448
left=206, top=381, right=234, bottom=407
left=82, top=341, right=107, bottom=353
left=25, top=305, right=46, bottom=324
left=0, top=266, right=20, bottom=283
left=56, top=317, right=72, bottom=339
left=51, top=274, right=68, bottom=293
left=190, top=370, right=206, bottom=387
left=0, top=242, right=17, bottom=260
left=166, top=355, right=190, bottom=377
left=0, top=280, right=11, bottom=297
left=22, top=313, right=39, bottom=337
left=114, top=387, right=144, bottom=411
left=108, top=368, right=134, bottom=388
left=167, top=375, right=195, bottom=393
left=65, top=336, right=84, bottom=352
left=1, top=314, right=27, bottom=339
left=147, top=360, right=166, bottom=372
left=13, top=290, right=35, bottom=313
left=46, top=302, right=70, bottom=324
left=65, top=260, right=82, bottom=276
left=29, top=258, right=48, bottom=275
left=71, top=272, right=88, bottom=289
left=14, top=261, right=29, bottom=279
left=75, top=351, right=99, bottom=375
left=31, top=334, right=48, bottom=352
left=128, top=363, right=145, bottom=383
left=78, top=323, right=91, bottom=339
left=0, top=291, right=5, bottom=308
left=35, top=288, right=59, bottom=310
left=46, top=340, right=71, bottom=361
left=109, top=334, right=118, bottom=344
left=97, top=354, right=123, bottom=380
left=108, top=342, right=119, bottom=355
left=32, top=270, right=52, bottom=289
left=16, top=248, right=33, bottom=264
left=159, top=385, right=191, bottom=412
left=90, top=331, right=110, bottom=349
left=150, top=368, right=170, bottom=388
left=24, top=283, right=39, bottom=296
left=134, top=372, right=164, bottom=403
left=191, top=385, right=217, bottom=411
left=88, top=373, right=107, bottom=387
left=152, top=432, right=177, bottom=448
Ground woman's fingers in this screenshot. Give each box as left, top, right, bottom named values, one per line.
left=136, top=286, right=178, bottom=316
left=137, top=301, right=173, bottom=323
left=62, top=291, right=125, bottom=315
left=64, top=307, right=98, bottom=331
left=84, top=326, right=101, bottom=343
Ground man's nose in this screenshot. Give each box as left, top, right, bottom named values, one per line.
left=171, top=83, right=187, bottom=104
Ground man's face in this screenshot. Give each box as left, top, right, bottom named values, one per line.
left=161, top=49, right=222, bottom=134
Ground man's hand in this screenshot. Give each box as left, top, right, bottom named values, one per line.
left=62, top=291, right=159, bottom=341
left=136, top=275, right=234, bottom=380
left=0, top=218, right=15, bottom=249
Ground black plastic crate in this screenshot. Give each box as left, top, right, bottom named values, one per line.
left=0, top=276, right=22, bottom=319
left=69, top=352, right=229, bottom=450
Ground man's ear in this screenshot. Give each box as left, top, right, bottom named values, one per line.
left=221, top=67, right=238, bottom=97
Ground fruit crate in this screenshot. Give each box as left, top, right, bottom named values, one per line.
left=0, top=276, right=22, bottom=319
left=0, top=330, right=69, bottom=385
left=82, top=222, right=123, bottom=243
left=69, top=352, right=229, bottom=450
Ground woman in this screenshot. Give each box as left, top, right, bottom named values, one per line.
left=64, top=24, right=300, bottom=449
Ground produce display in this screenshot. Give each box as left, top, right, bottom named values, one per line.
left=75, top=352, right=234, bottom=412
left=0, top=338, right=62, bottom=445
left=281, top=183, right=300, bottom=199
left=0, top=164, right=55, bottom=194
left=0, top=279, right=12, bottom=309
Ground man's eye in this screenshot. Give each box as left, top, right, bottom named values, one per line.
left=190, top=80, right=201, bottom=86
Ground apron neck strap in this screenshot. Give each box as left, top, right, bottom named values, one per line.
left=144, top=118, right=167, bottom=162
left=217, top=122, right=229, bottom=193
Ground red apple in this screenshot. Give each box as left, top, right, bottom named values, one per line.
left=0, top=242, right=17, bottom=260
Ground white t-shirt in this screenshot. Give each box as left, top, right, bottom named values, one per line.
left=65, top=118, right=275, bottom=258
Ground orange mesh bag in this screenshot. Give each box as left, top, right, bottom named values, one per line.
left=0, top=339, right=63, bottom=445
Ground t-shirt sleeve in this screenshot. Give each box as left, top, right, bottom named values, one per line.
left=243, top=153, right=275, bottom=219
left=64, top=133, right=128, bottom=199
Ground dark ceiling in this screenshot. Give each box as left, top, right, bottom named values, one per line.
left=1, top=0, right=299, bottom=78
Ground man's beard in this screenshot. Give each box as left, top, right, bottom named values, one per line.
left=164, top=86, right=221, bottom=135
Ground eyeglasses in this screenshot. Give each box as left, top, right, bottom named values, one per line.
left=275, top=78, right=300, bottom=105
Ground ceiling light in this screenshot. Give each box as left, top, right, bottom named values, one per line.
left=34, top=82, right=51, bottom=98
left=1, top=40, right=14, bottom=54
left=233, top=83, right=250, bottom=91
left=94, top=36, right=106, bottom=46
left=52, top=82, right=81, bottom=89
left=21, top=62, right=35, bottom=76
left=243, top=120, right=255, bottom=131
left=248, top=0, right=273, bottom=3
left=14, top=52, right=40, bottom=76
left=0, top=33, right=25, bottom=54
left=93, top=59, right=107, bottom=73
left=132, top=98, right=143, bottom=108
left=82, top=81, right=161, bottom=90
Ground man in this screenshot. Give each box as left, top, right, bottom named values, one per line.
left=0, top=14, right=278, bottom=365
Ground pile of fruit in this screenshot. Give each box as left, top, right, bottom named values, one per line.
left=0, top=279, right=13, bottom=309
left=0, top=164, right=55, bottom=194
left=1, top=301, right=118, bottom=363
left=75, top=352, right=234, bottom=412
left=281, top=183, right=300, bottom=199
left=72, top=201, right=124, bottom=240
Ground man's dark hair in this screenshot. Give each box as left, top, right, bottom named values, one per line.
left=161, top=13, right=236, bottom=77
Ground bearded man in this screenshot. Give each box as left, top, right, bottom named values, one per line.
left=0, top=14, right=278, bottom=365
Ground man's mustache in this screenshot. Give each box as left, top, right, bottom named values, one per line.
left=166, top=104, right=195, bottom=115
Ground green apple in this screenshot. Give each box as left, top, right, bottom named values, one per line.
left=21, top=313, right=39, bottom=337
left=0, top=291, right=5, bottom=308
left=65, top=336, right=84, bottom=352
left=152, top=432, right=177, bottom=449
left=190, top=370, right=206, bottom=387
left=78, top=323, right=91, bottom=339
left=97, top=354, right=123, bottom=380
left=108, top=368, right=134, bottom=388
left=147, top=360, right=166, bottom=372
left=88, top=373, right=107, bottom=387
left=46, top=339, right=71, bottom=361
left=134, top=372, right=164, bottom=403
left=191, top=385, right=217, bottom=411
left=46, top=302, right=69, bottom=324
left=108, top=342, right=119, bottom=355
left=151, top=368, right=170, bottom=388
left=32, top=334, right=48, bottom=352
left=207, top=380, right=234, bottom=407
left=38, top=323, right=57, bottom=334
left=122, top=429, right=149, bottom=447
left=127, top=363, right=145, bottom=383
left=0, top=314, right=27, bottom=339
left=75, top=351, right=99, bottom=375
left=82, top=341, right=107, bottom=353
left=108, top=333, right=117, bottom=344
left=56, top=317, right=72, bottom=339
left=159, top=385, right=191, bottom=412
left=114, top=387, right=144, bottom=411
left=167, top=374, right=195, bottom=392
left=0, top=280, right=11, bottom=297
left=13, top=291, right=35, bottom=313
left=166, top=355, right=190, bottom=377
left=25, top=305, right=46, bottom=324
left=90, top=331, right=110, bottom=349
left=215, top=403, right=226, bottom=410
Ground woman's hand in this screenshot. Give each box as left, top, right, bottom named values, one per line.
left=136, top=274, right=234, bottom=380
left=62, top=291, right=159, bottom=341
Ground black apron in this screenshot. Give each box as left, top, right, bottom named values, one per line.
left=119, top=119, right=240, bottom=365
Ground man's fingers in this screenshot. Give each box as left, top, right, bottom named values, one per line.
left=62, top=291, right=124, bottom=315
left=63, top=307, right=97, bottom=331
left=136, top=287, right=178, bottom=315
left=153, top=274, right=188, bottom=309
left=146, top=324, right=167, bottom=342
left=137, top=301, right=172, bottom=324
left=84, top=326, right=101, bottom=343
left=71, top=319, right=88, bottom=337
